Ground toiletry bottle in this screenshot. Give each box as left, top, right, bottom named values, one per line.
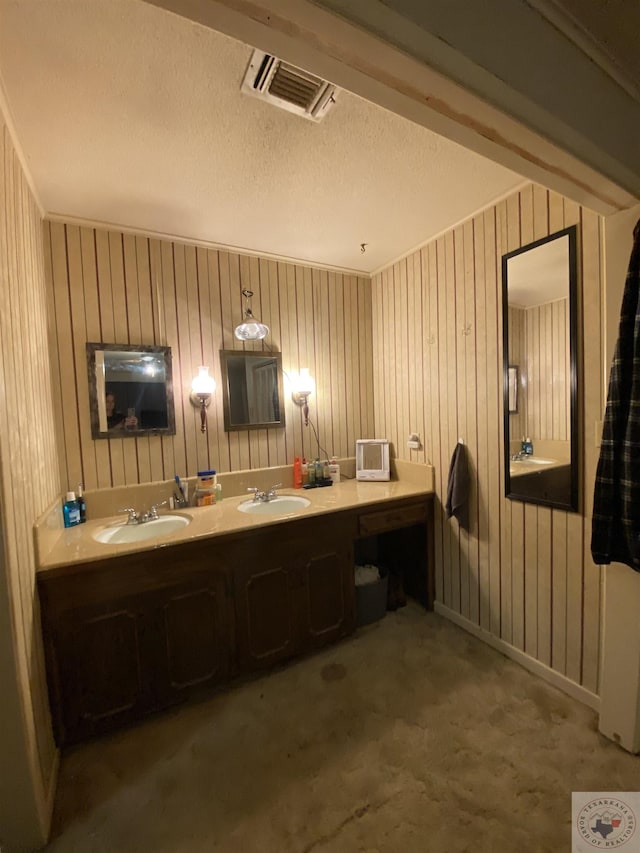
left=301, top=457, right=309, bottom=486
left=77, top=483, right=87, bottom=523
left=314, top=457, right=323, bottom=484
left=293, top=456, right=303, bottom=489
left=195, top=470, right=217, bottom=506
left=525, top=437, right=533, bottom=455
left=322, top=459, right=330, bottom=480
left=63, top=491, right=81, bottom=528
left=328, top=456, right=340, bottom=484
left=521, top=436, right=526, bottom=454
left=308, top=458, right=316, bottom=486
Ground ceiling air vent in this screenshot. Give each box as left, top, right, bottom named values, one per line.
left=241, top=49, right=338, bottom=122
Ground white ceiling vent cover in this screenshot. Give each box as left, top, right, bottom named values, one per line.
left=241, top=50, right=337, bottom=122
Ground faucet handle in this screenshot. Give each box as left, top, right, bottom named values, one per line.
left=149, top=500, right=168, bottom=519
left=118, top=507, right=138, bottom=524
left=268, top=483, right=282, bottom=496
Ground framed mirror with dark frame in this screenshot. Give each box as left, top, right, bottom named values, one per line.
left=502, top=225, right=579, bottom=511
left=220, top=349, right=285, bottom=432
left=87, top=343, right=176, bottom=439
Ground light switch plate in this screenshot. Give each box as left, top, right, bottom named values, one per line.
left=407, top=432, right=421, bottom=450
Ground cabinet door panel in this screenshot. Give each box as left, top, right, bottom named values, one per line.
left=301, top=547, right=355, bottom=649
left=235, top=563, right=298, bottom=671
left=75, top=610, right=143, bottom=717
left=55, top=603, right=151, bottom=743
left=156, top=578, right=230, bottom=701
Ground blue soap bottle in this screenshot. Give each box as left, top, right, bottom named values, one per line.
left=77, top=483, right=87, bottom=523
left=63, top=491, right=81, bottom=528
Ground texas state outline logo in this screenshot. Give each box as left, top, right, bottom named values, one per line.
left=573, top=793, right=637, bottom=850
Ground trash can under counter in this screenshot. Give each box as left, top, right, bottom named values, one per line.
left=355, top=564, right=388, bottom=627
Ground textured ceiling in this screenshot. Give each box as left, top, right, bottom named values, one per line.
left=0, top=0, right=522, bottom=273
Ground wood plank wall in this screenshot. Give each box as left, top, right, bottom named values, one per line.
left=371, top=183, right=603, bottom=694
left=43, top=223, right=374, bottom=490
left=509, top=299, right=569, bottom=447
left=0, top=120, right=59, bottom=841
left=508, top=305, right=527, bottom=446
left=525, top=299, right=570, bottom=442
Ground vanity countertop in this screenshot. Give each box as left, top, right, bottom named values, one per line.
left=37, top=476, right=434, bottom=573
left=509, top=457, right=569, bottom=477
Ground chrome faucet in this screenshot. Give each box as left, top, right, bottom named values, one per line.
left=141, top=500, right=168, bottom=522
left=118, top=500, right=168, bottom=524
left=119, top=507, right=140, bottom=525
left=247, top=484, right=282, bottom=502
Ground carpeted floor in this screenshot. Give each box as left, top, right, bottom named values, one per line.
left=46, top=604, right=640, bottom=852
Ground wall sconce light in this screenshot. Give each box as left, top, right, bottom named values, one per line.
left=190, top=366, right=216, bottom=433
left=234, top=289, right=269, bottom=341
left=292, top=368, right=315, bottom=426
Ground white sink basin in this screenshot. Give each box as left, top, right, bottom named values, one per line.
left=93, top=515, right=191, bottom=544
left=238, top=496, right=311, bottom=516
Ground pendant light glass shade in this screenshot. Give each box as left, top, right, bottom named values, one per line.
left=234, top=289, right=269, bottom=341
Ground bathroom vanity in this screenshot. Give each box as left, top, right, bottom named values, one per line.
left=37, top=482, right=434, bottom=745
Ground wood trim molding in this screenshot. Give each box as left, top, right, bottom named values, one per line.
left=147, top=0, right=639, bottom=214
left=45, top=213, right=369, bottom=278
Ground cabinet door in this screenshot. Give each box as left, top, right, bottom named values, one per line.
left=299, top=543, right=356, bottom=651
left=152, top=574, right=231, bottom=705
left=234, top=557, right=300, bottom=672
left=54, top=597, right=154, bottom=744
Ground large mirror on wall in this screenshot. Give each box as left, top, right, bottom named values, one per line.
left=87, top=343, right=176, bottom=439
left=502, top=225, right=578, bottom=511
left=220, top=350, right=285, bottom=431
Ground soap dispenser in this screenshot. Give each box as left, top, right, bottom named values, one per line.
left=63, top=491, right=81, bottom=528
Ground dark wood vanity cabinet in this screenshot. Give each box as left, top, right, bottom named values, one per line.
left=233, top=518, right=356, bottom=673
left=38, top=496, right=433, bottom=746
left=39, top=544, right=233, bottom=745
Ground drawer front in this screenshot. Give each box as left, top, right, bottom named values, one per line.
left=358, top=502, right=427, bottom=537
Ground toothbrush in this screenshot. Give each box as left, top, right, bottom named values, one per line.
left=175, top=475, right=186, bottom=505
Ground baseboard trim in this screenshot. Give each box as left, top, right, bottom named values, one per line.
left=434, top=601, right=601, bottom=712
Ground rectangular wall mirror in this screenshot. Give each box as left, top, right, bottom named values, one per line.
left=220, top=350, right=285, bottom=431
left=87, top=343, right=176, bottom=439
left=502, top=225, right=578, bottom=511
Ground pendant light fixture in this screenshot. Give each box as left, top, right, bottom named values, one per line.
left=234, top=289, right=269, bottom=341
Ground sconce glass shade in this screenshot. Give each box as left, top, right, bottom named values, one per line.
left=191, top=365, right=216, bottom=396
left=190, top=366, right=216, bottom=433
left=292, top=368, right=314, bottom=427
left=234, top=289, right=269, bottom=341
left=293, top=368, right=315, bottom=397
